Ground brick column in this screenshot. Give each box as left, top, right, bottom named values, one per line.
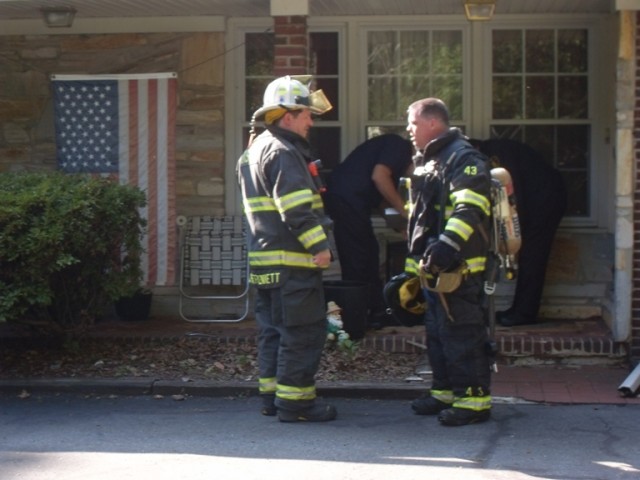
left=273, top=15, right=308, bottom=76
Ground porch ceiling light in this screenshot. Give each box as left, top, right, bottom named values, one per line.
left=464, top=0, right=496, bottom=21
left=41, top=6, right=77, bottom=28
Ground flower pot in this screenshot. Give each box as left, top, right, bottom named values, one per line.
left=114, top=290, right=152, bottom=322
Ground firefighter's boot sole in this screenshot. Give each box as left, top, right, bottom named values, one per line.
left=411, top=395, right=451, bottom=415
left=438, top=407, right=491, bottom=426
left=278, top=404, right=337, bottom=423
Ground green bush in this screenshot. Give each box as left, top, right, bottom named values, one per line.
left=0, top=172, right=147, bottom=333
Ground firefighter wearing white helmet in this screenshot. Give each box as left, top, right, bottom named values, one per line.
left=237, top=75, right=336, bottom=422
left=249, top=75, right=332, bottom=142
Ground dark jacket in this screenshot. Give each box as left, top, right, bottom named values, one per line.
left=406, top=128, right=492, bottom=275
left=237, top=126, right=331, bottom=274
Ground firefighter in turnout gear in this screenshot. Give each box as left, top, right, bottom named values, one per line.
left=236, top=75, right=337, bottom=422
left=405, top=98, right=493, bottom=426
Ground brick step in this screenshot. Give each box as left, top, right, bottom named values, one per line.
left=1, top=316, right=625, bottom=367
left=360, top=317, right=627, bottom=366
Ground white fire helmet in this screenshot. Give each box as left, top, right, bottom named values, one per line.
left=252, top=75, right=332, bottom=121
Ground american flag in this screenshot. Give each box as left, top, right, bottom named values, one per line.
left=51, top=73, right=178, bottom=287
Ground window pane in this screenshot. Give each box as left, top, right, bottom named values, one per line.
left=368, top=77, right=397, bottom=121
left=432, top=30, right=463, bottom=74
left=245, top=32, right=274, bottom=121
left=310, top=32, right=338, bottom=75
left=245, top=78, right=270, bottom=121
left=368, top=31, right=396, bottom=75
left=493, top=30, right=522, bottom=73
left=493, top=76, right=522, bottom=119
left=525, top=76, right=554, bottom=118
left=558, top=29, right=588, bottom=73
left=557, top=125, right=589, bottom=169
left=399, top=31, right=430, bottom=75
left=245, top=33, right=274, bottom=76
left=559, top=76, right=588, bottom=118
left=526, top=30, right=554, bottom=73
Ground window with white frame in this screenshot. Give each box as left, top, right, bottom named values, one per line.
left=490, top=28, right=590, bottom=217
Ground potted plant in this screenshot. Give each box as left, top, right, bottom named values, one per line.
left=114, top=288, right=153, bottom=322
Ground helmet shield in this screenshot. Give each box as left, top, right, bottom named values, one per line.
left=307, top=89, right=332, bottom=115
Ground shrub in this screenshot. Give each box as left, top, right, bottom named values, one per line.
left=0, top=172, right=146, bottom=333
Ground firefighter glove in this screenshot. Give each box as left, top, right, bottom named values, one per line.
left=423, top=240, right=459, bottom=273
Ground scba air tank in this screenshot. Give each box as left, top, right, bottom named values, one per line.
left=490, top=167, right=521, bottom=277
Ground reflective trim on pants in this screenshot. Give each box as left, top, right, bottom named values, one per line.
left=430, top=389, right=455, bottom=404
left=259, top=377, right=277, bottom=395
left=453, top=395, right=492, bottom=411
left=276, top=383, right=316, bottom=402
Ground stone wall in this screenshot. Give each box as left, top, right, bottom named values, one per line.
left=0, top=32, right=226, bottom=217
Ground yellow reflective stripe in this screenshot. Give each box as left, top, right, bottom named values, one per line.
left=405, top=257, right=419, bottom=275
left=249, top=250, right=315, bottom=268
left=276, top=188, right=314, bottom=213
left=276, top=383, right=316, bottom=401
left=453, top=395, right=492, bottom=411
left=445, top=217, right=474, bottom=241
left=244, top=196, right=277, bottom=213
left=430, top=389, right=455, bottom=404
left=259, top=377, right=277, bottom=394
left=452, top=189, right=491, bottom=216
left=465, top=256, right=486, bottom=273
left=298, top=225, right=327, bottom=250
left=312, top=193, right=323, bottom=209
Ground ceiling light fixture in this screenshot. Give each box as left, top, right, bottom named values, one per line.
left=464, top=0, right=496, bottom=21
left=41, top=6, right=77, bottom=28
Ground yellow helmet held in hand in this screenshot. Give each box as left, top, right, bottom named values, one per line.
left=383, top=273, right=426, bottom=327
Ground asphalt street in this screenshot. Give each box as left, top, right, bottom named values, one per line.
left=1, top=393, right=639, bottom=480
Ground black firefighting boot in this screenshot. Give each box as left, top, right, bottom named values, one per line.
left=276, top=399, right=337, bottom=423
left=261, top=394, right=277, bottom=416
left=438, top=407, right=491, bottom=426
left=411, top=394, right=452, bottom=415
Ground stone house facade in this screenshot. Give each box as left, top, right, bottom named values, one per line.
left=0, top=1, right=639, bottom=359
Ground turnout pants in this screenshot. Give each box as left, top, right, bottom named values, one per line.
left=254, top=269, right=327, bottom=407
left=423, top=274, right=492, bottom=411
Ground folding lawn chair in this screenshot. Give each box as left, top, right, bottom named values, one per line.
left=177, top=215, right=250, bottom=323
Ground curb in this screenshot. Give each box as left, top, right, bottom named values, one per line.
left=0, top=378, right=426, bottom=400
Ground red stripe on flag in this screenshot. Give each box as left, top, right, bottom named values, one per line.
left=165, top=79, right=177, bottom=285
left=147, top=79, right=159, bottom=286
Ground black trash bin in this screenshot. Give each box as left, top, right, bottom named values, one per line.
left=323, top=280, right=368, bottom=340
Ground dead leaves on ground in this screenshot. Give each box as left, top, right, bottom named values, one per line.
left=1, top=337, right=418, bottom=383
